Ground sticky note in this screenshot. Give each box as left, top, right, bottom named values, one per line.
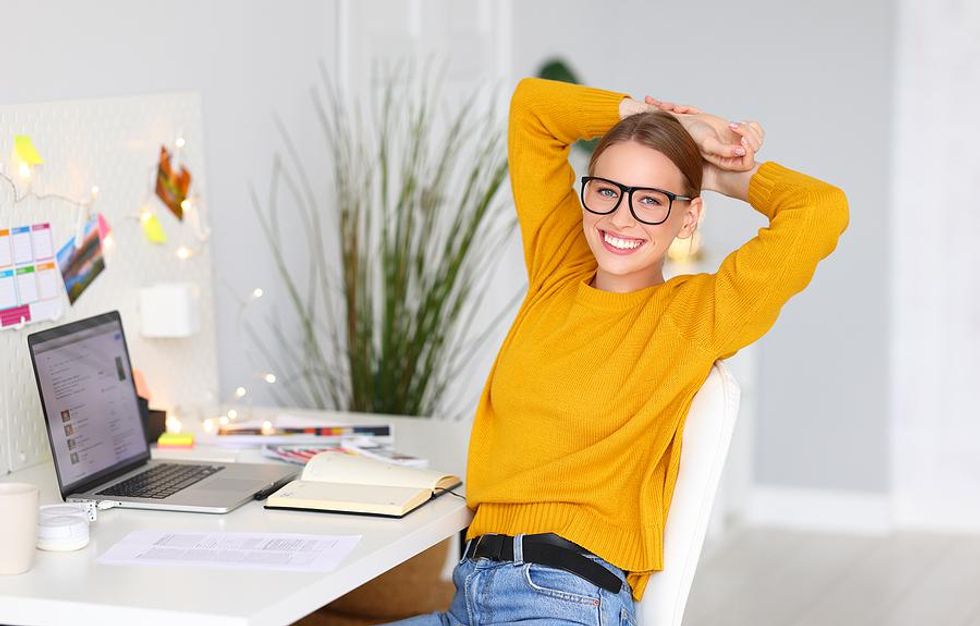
left=133, top=369, right=151, bottom=401
left=0, top=230, right=11, bottom=267
left=14, top=265, right=38, bottom=304
left=10, top=226, right=32, bottom=264
left=157, top=432, right=194, bottom=448
left=96, top=213, right=112, bottom=242
left=0, top=269, right=15, bottom=308
left=14, top=135, right=44, bottom=165
left=30, top=223, right=53, bottom=260
left=35, top=261, right=59, bottom=300
left=141, top=213, right=167, bottom=244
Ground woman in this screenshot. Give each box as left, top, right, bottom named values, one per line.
left=388, top=77, right=848, bottom=625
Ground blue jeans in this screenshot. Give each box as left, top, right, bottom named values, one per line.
left=382, top=534, right=638, bottom=625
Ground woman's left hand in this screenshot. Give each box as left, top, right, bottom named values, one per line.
left=644, top=96, right=764, bottom=173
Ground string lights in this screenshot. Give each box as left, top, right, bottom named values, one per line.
left=3, top=133, right=270, bottom=435
left=190, top=282, right=279, bottom=436
left=0, top=165, right=100, bottom=214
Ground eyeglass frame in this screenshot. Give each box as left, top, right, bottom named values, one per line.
left=580, top=175, right=693, bottom=226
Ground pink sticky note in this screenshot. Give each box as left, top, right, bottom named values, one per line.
left=96, top=213, right=112, bottom=241
left=133, top=368, right=151, bottom=401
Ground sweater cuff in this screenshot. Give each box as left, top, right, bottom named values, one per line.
left=747, top=161, right=788, bottom=220
left=749, top=161, right=801, bottom=220
left=574, top=86, right=630, bottom=139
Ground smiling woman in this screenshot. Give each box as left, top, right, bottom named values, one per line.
left=384, top=77, right=849, bottom=626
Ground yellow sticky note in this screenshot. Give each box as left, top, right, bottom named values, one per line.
left=14, top=135, right=44, bottom=165
left=141, top=213, right=167, bottom=244
left=157, top=432, right=194, bottom=448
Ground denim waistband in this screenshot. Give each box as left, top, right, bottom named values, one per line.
left=464, top=533, right=629, bottom=587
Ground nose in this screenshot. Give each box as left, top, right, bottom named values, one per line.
left=608, top=196, right=639, bottom=231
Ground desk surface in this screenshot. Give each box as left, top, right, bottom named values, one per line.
left=0, top=414, right=473, bottom=626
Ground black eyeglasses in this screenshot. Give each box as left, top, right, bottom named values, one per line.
left=580, top=176, right=692, bottom=225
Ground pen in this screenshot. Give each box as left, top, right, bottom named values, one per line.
left=253, top=478, right=291, bottom=501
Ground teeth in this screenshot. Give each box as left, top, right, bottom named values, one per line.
left=603, top=231, right=643, bottom=250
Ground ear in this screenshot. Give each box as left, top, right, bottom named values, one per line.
left=676, top=197, right=703, bottom=240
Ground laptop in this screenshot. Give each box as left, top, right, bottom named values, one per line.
left=27, top=311, right=297, bottom=513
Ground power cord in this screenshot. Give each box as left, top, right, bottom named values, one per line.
left=434, top=487, right=467, bottom=500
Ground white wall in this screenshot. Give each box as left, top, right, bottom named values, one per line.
left=509, top=0, right=894, bottom=496
left=891, top=0, right=980, bottom=530
left=0, top=1, right=337, bottom=408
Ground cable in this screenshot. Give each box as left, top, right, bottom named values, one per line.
left=435, top=487, right=467, bottom=500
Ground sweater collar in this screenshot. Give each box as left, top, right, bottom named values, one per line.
left=574, top=270, right=679, bottom=311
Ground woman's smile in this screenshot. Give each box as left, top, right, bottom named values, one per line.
left=599, top=228, right=648, bottom=255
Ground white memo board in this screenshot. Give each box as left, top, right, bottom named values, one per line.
left=0, top=93, right=219, bottom=474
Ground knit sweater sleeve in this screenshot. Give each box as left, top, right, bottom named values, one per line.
left=507, top=77, right=628, bottom=289
left=670, top=161, right=850, bottom=358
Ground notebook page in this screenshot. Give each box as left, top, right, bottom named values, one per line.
left=301, top=452, right=456, bottom=490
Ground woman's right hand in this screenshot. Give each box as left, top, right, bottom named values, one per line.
left=643, top=96, right=764, bottom=173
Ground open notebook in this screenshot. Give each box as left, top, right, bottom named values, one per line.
left=264, top=452, right=462, bottom=518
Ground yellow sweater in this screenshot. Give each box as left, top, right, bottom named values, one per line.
left=464, top=77, right=849, bottom=601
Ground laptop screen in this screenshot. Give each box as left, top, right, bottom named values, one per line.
left=29, top=312, right=148, bottom=494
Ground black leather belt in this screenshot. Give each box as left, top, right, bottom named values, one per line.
left=463, top=532, right=623, bottom=594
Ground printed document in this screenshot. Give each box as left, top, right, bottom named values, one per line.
left=97, top=530, right=361, bottom=572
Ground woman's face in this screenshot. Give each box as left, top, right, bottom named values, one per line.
left=582, top=140, right=701, bottom=290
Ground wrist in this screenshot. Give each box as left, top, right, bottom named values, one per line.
left=702, top=163, right=760, bottom=198
left=619, top=97, right=651, bottom=120
left=712, top=163, right=761, bottom=201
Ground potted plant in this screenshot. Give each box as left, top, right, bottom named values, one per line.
left=249, top=62, right=518, bottom=623
left=249, top=61, right=518, bottom=421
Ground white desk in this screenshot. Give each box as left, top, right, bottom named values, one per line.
left=0, top=413, right=473, bottom=626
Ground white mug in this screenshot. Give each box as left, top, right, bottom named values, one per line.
left=0, top=482, right=40, bottom=575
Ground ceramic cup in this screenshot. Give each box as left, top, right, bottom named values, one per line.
left=0, top=482, right=40, bottom=575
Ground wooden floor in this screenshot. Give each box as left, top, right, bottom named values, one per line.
left=682, top=526, right=980, bottom=626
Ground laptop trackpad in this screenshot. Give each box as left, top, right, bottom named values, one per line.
left=196, top=478, right=264, bottom=492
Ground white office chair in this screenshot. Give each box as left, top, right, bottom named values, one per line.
left=635, top=360, right=741, bottom=626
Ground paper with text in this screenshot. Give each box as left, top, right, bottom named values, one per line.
left=97, top=530, right=361, bottom=572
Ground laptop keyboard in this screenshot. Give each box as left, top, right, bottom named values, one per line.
left=96, top=463, right=224, bottom=499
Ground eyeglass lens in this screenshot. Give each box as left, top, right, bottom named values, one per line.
left=582, top=179, right=671, bottom=224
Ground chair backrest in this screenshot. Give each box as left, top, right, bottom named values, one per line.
left=635, top=360, right=741, bottom=626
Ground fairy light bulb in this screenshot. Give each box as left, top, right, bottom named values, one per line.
left=18, top=163, right=31, bottom=178
left=234, top=386, right=248, bottom=399
left=264, top=373, right=277, bottom=384
left=202, top=418, right=216, bottom=434
left=251, top=288, right=264, bottom=299
left=218, top=415, right=230, bottom=426
left=260, top=420, right=275, bottom=436
left=165, top=414, right=183, bottom=434
left=226, top=409, right=238, bottom=420
left=175, top=137, right=186, bottom=148
left=90, top=185, right=99, bottom=198
left=175, top=246, right=193, bottom=260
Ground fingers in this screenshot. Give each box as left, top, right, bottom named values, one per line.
left=706, top=152, right=756, bottom=172
left=704, top=141, right=756, bottom=172
left=643, top=95, right=702, bottom=115
left=728, top=120, right=764, bottom=153
left=703, top=135, right=748, bottom=160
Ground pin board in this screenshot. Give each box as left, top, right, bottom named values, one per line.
left=0, top=93, right=219, bottom=474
